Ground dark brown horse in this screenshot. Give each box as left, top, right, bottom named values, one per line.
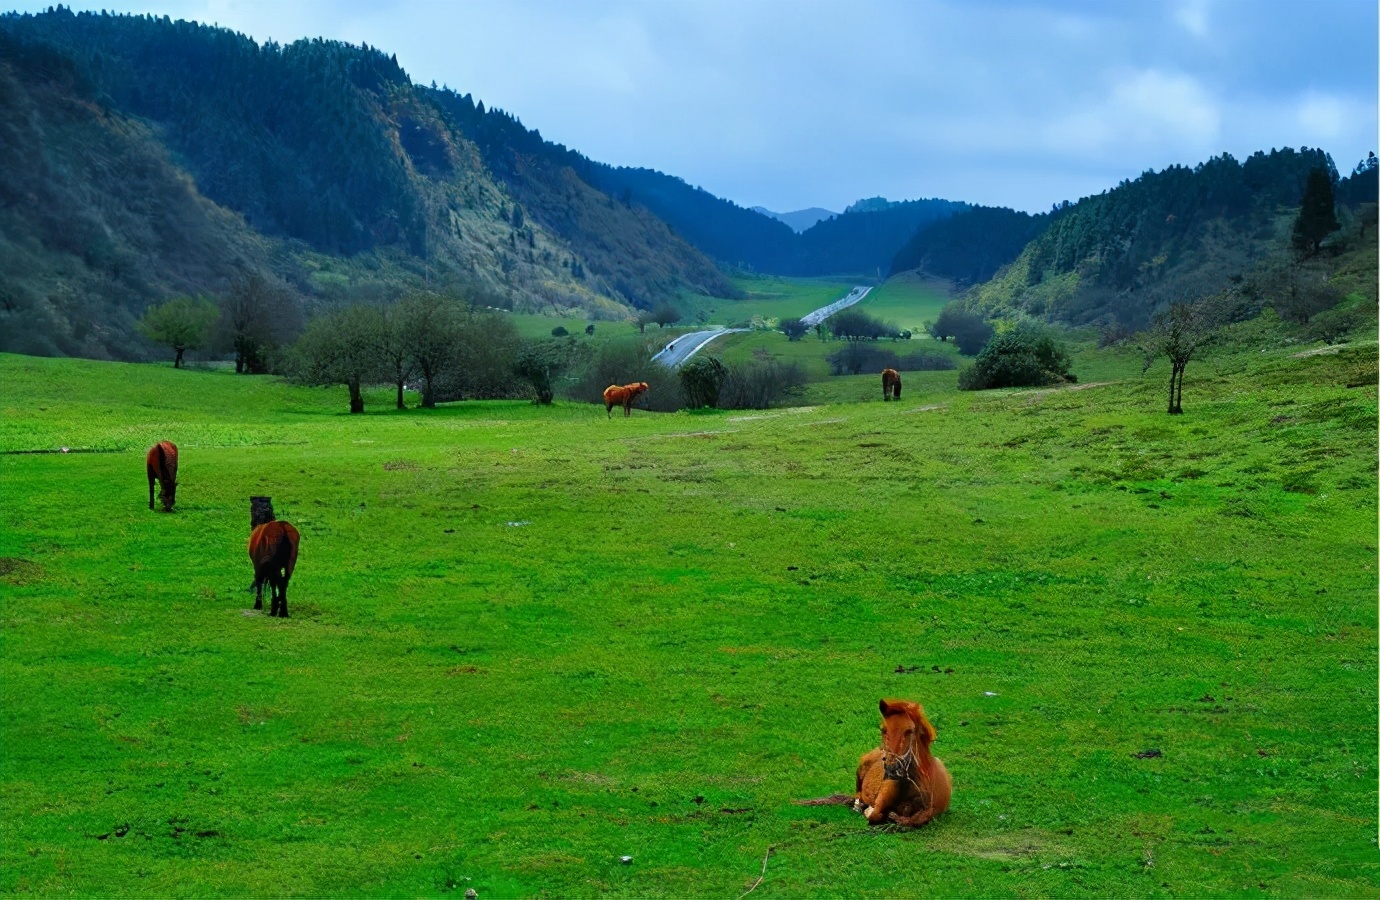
left=881, top=369, right=902, bottom=401
left=146, top=441, right=179, bottom=511
left=249, top=520, right=300, bottom=617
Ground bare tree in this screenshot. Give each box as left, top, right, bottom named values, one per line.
left=218, top=274, right=299, bottom=374
left=1139, top=297, right=1220, bottom=415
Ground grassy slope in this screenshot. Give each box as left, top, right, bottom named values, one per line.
left=1, top=338, right=1376, bottom=897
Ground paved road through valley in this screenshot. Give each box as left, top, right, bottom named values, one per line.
left=650, top=328, right=749, bottom=368
left=651, top=285, right=872, bottom=368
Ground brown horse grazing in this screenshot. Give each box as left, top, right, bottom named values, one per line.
left=881, top=368, right=902, bottom=401
left=248, top=520, right=300, bottom=618
left=795, top=698, right=952, bottom=828
left=146, top=441, right=179, bottom=511
left=603, top=382, right=649, bottom=418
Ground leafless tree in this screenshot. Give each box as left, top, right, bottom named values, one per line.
left=1139, top=297, right=1220, bottom=415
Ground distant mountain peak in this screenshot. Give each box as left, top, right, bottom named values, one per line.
left=844, top=197, right=896, bottom=214
left=750, top=206, right=838, bottom=233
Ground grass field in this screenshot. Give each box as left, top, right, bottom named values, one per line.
left=683, top=275, right=854, bottom=327
left=2, top=330, right=1377, bottom=896
left=855, top=273, right=951, bottom=335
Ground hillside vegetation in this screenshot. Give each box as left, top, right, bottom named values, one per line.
left=2, top=324, right=1376, bottom=894
left=963, top=149, right=1377, bottom=327
left=0, top=9, right=735, bottom=359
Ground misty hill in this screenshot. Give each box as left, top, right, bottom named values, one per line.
left=965, top=148, right=1376, bottom=326
left=0, top=9, right=734, bottom=358
left=750, top=206, right=838, bottom=232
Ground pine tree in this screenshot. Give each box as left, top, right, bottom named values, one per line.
left=1291, top=167, right=1340, bottom=257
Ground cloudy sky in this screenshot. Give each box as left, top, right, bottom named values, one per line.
left=12, top=0, right=1377, bottom=213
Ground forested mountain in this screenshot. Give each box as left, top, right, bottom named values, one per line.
left=965, top=148, right=1377, bottom=326
left=585, top=165, right=967, bottom=275
left=0, top=8, right=734, bottom=358
left=890, top=206, right=1055, bottom=285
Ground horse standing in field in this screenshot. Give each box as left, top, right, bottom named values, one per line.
left=248, top=520, right=300, bottom=618
left=603, top=382, right=649, bottom=418
left=881, top=368, right=902, bottom=401
left=146, top=441, right=179, bottom=511
left=796, top=698, right=952, bottom=828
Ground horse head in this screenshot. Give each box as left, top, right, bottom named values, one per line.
left=878, top=698, right=936, bottom=776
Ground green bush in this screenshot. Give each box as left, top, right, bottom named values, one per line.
left=958, top=323, right=1073, bottom=391
left=679, top=355, right=728, bottom=409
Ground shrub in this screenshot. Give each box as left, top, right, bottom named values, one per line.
left=780, top=317, right=809, bottom=341
left=718, top=358, right=808, bottom=409
left=1305, top=305, right=1360, bottom=344
left=931, top=302, right=993, bottom=354
left=828, top=343, right=956, bottom=376
left=679, top=355, right=728, bottom=409
left=514, top=339, right=581, bottom=404
left=958, top=323, right=1073, bottom=391
left=829, top=308, right=893, bottom=341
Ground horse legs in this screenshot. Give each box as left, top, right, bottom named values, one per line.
left=864, top=780, right=902, bottom=825
left=887, top=805, right=939, bottom=828
left=269, top=568, right=289, bottom=618
left=893, top=382, right=901, bottom=400
left=148, top=470, right=157, bottom=510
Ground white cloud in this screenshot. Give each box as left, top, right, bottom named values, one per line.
left=1174, top=1, right=1210, bottom=39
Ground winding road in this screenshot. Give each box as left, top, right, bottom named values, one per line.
left=651, top=285, right=873, bottom=369
left=650, top=328, right=749, bottom=368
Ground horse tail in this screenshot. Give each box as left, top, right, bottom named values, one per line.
left=792, top=794, right=856, bottom=806
left=280, top=523, right=300, bottom=581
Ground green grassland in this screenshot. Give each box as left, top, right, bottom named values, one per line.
left=682, top=275, right=853, bottom=327
left=1, top=334, right=1377, bottom=897
left=855, top=273, right=951, bottom=335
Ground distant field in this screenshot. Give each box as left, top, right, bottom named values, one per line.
left=856, top=272, right=951, bottom=334
left=1, top=332, right=1376, bottom=896
left=684, top=275, right=853, bottom=326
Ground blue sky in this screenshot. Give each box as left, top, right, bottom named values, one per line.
left=11, top=0, right=1377, bottom=213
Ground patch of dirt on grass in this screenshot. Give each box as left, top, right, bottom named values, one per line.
left=940, top=830, right=1068, bottom=862
left=384, top=460, right=420, bottom=471
left=1291, top=345, right=1344, bottom=358
left=0, top=557, right=41, bottom=583
left=902, top=404, right=947, bottom=414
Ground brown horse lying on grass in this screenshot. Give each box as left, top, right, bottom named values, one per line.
left=146, top=441, right=179, bottom=511
left=796, top=698, right=952, bottom=828
left=881, top=368, right=902, bottom=401
left=603, top=382, right=649, bottom=418
left=249, top=520, right=300, bottom=618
